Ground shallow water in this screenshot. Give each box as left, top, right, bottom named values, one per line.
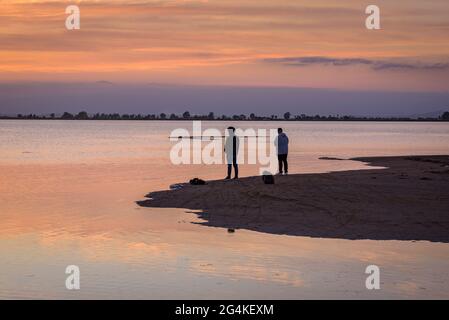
left=1, top=120, right=449, bottom=299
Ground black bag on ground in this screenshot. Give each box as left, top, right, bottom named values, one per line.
left=262, top=174, right=275, bottom=184
left=189, top=178, right=206, bottom=185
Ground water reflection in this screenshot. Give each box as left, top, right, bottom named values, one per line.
left=1, top=121, right=449, bottom=299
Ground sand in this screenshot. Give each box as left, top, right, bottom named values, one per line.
left=137, top=156, right=449, bottom=242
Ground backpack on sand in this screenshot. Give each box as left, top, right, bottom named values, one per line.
left=189, top=178, right=206, bottom=185
left=262, top=174, right=275, bottom=184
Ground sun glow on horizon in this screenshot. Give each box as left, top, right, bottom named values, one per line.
left=1, top=0, right=449, bottom=91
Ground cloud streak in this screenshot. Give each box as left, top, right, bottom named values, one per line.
left=263, top=56, right=449, bottom=71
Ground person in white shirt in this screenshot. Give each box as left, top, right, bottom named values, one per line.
left=275, top=128, right=289, bottom=175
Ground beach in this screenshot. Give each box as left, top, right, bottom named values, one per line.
left=138, top=155, right=449, bottom=242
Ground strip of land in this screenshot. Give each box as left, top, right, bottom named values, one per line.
left=137, top=156, right=449, bottom=242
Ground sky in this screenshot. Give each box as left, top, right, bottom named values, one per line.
left=1, top=0, right=449, bottom=116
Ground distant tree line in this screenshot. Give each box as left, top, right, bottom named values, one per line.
left=2, top=110, right=449, bottom=121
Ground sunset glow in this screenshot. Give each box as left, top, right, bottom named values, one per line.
left=1, top=0, right=449, bottom=91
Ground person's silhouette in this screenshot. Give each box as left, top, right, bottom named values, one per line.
left=224, top=126, right=239, bottom=179
left=275, top=128, right=289, bottom=175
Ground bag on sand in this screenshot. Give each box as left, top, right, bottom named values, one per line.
left=189, top=178, right=206, bottom=185
left=262, top=174, right=275, bottom=184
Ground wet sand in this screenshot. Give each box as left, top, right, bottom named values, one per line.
left=138, top=156, right=449, bottom=242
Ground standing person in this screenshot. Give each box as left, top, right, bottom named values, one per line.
left=276, top=128, right=289, bottom=175
left=224, top=126, right=239, bottom=179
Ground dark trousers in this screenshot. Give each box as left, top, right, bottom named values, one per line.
left=278, top=154, right=288, bottom=173
left=227, top=161, right=238, bottom=178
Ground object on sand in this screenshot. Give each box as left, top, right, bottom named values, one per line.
left=319, top=156, right=345, bottom=161
left=262, top=174, right=275, bottom=184
left=190, top=178, right=206, bottom=185
left=169, top=183, right=185, bottom=190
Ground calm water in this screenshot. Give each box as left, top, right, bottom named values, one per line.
left=1, top=120, right=449, bottom=299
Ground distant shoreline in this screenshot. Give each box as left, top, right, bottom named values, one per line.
left=1, top=117, right=448, bottom=122
left=1, top=110, right=448, bottom=122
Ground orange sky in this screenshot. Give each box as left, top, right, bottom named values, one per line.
left=1, top=0, right=449, bottom=91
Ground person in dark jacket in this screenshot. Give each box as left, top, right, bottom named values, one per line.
left=224, top=127, right=239, bottom=179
